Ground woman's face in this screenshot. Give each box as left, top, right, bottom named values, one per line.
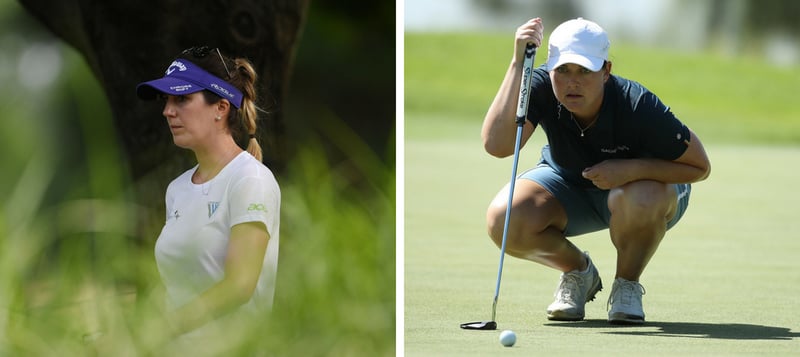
left=162, top=92, right=220, bottom=149
left=550, top=62, right=610, bottom=120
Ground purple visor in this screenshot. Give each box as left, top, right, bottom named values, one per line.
left=136, top=59, right=243, bottom=108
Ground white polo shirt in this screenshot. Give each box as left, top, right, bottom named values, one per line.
left=155, top=151, right=280, bottom=317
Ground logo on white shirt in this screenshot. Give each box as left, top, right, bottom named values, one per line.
left=247, top=203, right=266, bottom=212
left=208, top=201, right=220, bottom=218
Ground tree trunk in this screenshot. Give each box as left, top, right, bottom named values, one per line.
left=18, top=0, right=309, bottom=244
left=18, top=0, right=309, bottom=178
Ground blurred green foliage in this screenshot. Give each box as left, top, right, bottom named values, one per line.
left=1, top=1, right=395, bottom=355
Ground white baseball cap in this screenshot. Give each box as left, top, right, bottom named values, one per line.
left=545, top=17, right=610, bottom=72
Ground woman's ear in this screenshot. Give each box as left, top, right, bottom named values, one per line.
left=216, top=99, right=231, bottom=119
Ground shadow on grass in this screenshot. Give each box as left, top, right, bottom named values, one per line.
left=544, top=319, right=800, bottom=340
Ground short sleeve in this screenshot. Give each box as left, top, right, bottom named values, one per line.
left=635, top=92, right=690, bottom=160
left=228, top=175, right=280, bottom=236
left=163, top=200, right=171, bottom=222
left=527, top=66, right=555, bottom=127
left=163, top=179, right=178, bottom=222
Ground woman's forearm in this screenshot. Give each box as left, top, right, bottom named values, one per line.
left=482, top=59, right=534, bottom=157
left=166, top=277, right=254, bottom=336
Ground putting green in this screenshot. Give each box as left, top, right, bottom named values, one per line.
left=405, top=131, right=800, bottom=355
left=404, top=33, right=800, bottom=355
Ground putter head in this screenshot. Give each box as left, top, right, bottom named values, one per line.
left=460, top=321, right=497, bottom=330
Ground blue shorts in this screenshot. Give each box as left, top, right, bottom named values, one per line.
left=519, top=162, right=691, bottom=237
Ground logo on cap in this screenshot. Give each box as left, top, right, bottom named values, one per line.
left=166, top=61, right=188, bottom=75
left=210, top=83, right=234, bottom=98
left=169, top=84, right=193, bottom=92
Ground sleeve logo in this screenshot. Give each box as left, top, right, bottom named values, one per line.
left=247, top=203, right=267, bottom=212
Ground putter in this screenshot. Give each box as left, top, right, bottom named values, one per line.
left=461, top=43, right=537, bottom=331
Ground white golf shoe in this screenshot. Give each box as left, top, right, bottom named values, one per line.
left=607, top=277, right=646, bottom=324
left=546, top=253, right=602, bottom=321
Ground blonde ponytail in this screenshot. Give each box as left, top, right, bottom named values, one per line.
left=187, top=47, right=265, bottom=162
left=231, top=58, right=263, bottom=162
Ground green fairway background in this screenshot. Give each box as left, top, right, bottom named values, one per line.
left=405, top=33, right=800, bottom=355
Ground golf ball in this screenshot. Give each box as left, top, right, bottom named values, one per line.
left=499, top=330, right=516, bottom=347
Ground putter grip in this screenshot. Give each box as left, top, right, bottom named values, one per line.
left=514, top=44, right=537, bottom=125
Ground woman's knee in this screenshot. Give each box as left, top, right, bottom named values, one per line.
left=608, top=180, right=675, bottom=220
left=486, top=204, right=508, bottom=246
left=486, top=204, right=530, bottom=246
left=485, top=182, right=565, bottom=249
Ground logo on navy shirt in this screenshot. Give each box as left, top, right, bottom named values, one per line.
left=600, top=145, right=630, bottom=154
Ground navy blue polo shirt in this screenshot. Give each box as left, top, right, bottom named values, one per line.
left=527, top=65, right=690, bottom=187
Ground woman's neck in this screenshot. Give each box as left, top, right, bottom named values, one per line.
left=572, top=95, right=604, bottom=125
left=192, top=136, right=243, bottom=184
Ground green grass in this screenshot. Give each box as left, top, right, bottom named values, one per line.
left=0, top=46, right=395, bottom=355
left=1, top=142, right=396, bottom=356
left=404, top=33, right=800, bottom=356
left=404, top=131, right=800, bottom=356
left=405, top=32, right=800, bottom=145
